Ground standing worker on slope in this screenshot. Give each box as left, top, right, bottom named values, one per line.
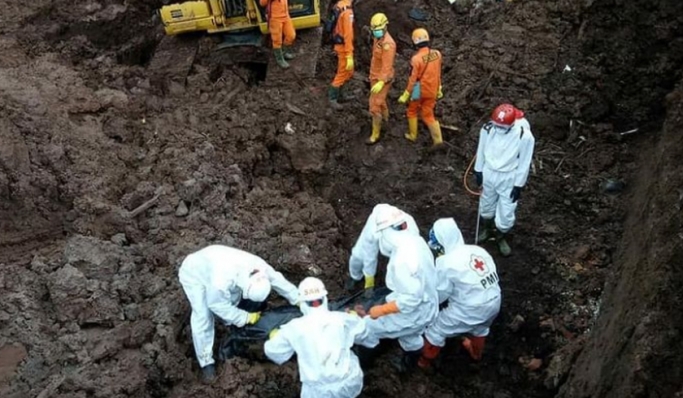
left=346, top=204, right=419, bottom=297
left=327, top=0, right=355, bottom=109
left=473, top=103, right=535, bottom=256
left=260, top=0, right=296, bottom=68
left=418, top=218, right=501, bottom=368
left=365, top=12, right=396, bottom=145
left=264, top=277, right=368, bottom=397
left=398, top=28, right=444, bottom=150
left=178, top=245, right=300, bottom=382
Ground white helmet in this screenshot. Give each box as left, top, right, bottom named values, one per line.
left=298, top=277, right=328, bottom=302
left=243, top=270, right=272, bottom=302
left=374, top=204, right=407, bottom=232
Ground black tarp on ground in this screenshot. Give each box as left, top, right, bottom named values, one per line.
left=218, top=287, right=391, bottom=361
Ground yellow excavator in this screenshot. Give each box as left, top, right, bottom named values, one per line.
left=158, top=0, right=321, bottom=44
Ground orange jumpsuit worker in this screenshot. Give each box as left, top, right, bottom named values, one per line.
left=328, top=0, right=355, bottom=109
left=260, top=0, right=296, bottom=68
left=366, top=13, right=396, bottom=145
left=398, top=28, right=444, bottom=149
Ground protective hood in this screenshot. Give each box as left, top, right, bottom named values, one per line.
left=432, top=218, right=464, bottom=254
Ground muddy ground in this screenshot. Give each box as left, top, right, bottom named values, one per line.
left=1, top=0, right=682, bottom=397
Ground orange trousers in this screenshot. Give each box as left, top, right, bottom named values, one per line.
left=369, top=79, right=391, bottom=116
left=269, top=18, right=295, bottom=49
left=332, top=51, right=354, bottom=88
left=407, top=97, right=437, bottom=125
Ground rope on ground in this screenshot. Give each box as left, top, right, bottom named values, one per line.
left=464, top=155, right=482, bottom=197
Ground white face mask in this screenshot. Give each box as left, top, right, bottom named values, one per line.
left=378, top=229, right=399, bottom=257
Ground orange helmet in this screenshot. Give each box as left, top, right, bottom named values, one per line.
left=411, top=28, right=429, bottom=45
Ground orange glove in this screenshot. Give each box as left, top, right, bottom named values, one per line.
left=369, top=301, right=400, bottom=319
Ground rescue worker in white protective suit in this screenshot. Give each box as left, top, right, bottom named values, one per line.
left=264, top=277, right=367, bottom=398
left=473, top=103, right=535, bottom=257
left=178, top=245, right=300, bottom=381
left=418, top=218, right=501, bottom=368
left=346, top=203, right=419, bottom=297
left=354, top=212, right=439, bottom=373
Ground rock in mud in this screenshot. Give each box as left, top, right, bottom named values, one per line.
left=175, top=201, right=189, bottom=217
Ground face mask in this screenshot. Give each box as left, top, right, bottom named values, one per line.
left=372, top=29, right=384, bottom=39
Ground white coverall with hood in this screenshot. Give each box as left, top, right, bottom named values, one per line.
left=424, top=218, right=502, bottom=347
left=178, top=245, right=299, bottom=368
left=357, top=229, right=439, bottom=352
left=264, top=299, right=367, bottom=398
left=348, top=203, right=419, bottom=283
left=474, top=117, right=535, bottom=232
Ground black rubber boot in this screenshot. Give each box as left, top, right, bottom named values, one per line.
left=354, top=345, right=378, bottom=368
left=328, top=86, right=343, bottom=110
left=201, top=364, right=216, bottom=383
left=390, top=349, right=422, bottom=374
left=345, top=276, right=360, bottom=292
left=495, top=230, right=512, bottom=257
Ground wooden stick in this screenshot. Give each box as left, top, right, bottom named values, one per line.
left=129, top=194, right=160, bottom=218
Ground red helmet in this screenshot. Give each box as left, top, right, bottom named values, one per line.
left=491, top=103, right=523, bottom=126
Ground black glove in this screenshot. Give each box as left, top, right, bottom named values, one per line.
left=345, top=276, right=360, bottom=292
left=510, top=186, right=523, bottom=203
left=474, top=171, right=483, bottom=187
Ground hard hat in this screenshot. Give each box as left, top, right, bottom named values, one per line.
left=244, top=271, right=272, bottom=302
left=491, top=103, right=517, bottom=127
left=374, top=205, right=407, bottom=232
left=298, top=277, right=328, bottom=302
left=411, top=28, right=429, bottom=45
left=370, top=13, right=389, bottom=30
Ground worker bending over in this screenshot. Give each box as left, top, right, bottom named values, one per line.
left=346, top=204, right=419, bottom=297
left=354, top=213, right=438, bottom=372
left=327, top=0, right=355, bottom=109
left=178, top=245, right=299, bottom=381
left=474, top=103, right=535, bottom=256
left=260, top=0, right=296, bottom=68
left=418, top=218, right=501, bottom=367
left=366, top=13, right=396, bottom=145
left=265, top=277, right=367, bottom=398
left=398, top=28, right=444, bottom=149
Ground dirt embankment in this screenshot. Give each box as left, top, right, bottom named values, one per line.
left=0, top=0, right=682, bottom=397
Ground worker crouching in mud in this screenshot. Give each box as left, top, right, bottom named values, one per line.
left=352, top=208, right=439, bottom=373
left=418, top=218, right=502, bottom=368
left=264, top=277, right=368, bottom=398
left=178, top=245, right=300, bottom=382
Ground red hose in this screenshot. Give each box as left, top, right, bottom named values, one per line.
left=464, top=156, right=482, bottom=197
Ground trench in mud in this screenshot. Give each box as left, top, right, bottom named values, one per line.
left=1, top=0, right=683, bottom=397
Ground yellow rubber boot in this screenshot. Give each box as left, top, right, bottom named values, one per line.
left=367, top=116, right=382, bottom=145
left=428, top=121, right=445, bottom=150
left=404, top=117, right=418, bottom=142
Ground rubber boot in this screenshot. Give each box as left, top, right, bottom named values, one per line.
left=283, top=45, right=295, bottom=60
left=354, top=345, right=378, bottom=368
left=462, top=336, right=486, bottom=361
left=390, top=349, right=422, bottom=374
left=382, top=107, right=390, bottom=122
left=427, top=121, right=445, bottom=151
left=344, top=276, right=360, bottom=292
left=418, top=339, right=442, bottom=369
left=366, top=116, right=382, bottom=145
left=328, top=86, right=343, bottom=110
left=477, top=217, right=494, bottom=243
left=201, top=364, right=216, bottom=383
left=495, top=230, right=512, bottom=257
left=273, top=48, right=290, bottom=68
left=404, top=117, right=418, bottom=142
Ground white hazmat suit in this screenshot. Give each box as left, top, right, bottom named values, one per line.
left=265, top=277, right=367, bottom=398
left=474, top=117, right=535, bottom=233
left=356, top=227, right=439, bottom=352
left=178, top=245, right=299, bottom=368
left=348, top=204, right=419, bottom=287
left=425, top=218, right=501, bottom=347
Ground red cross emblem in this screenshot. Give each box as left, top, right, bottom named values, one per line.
left=469, top=255, right=487, bottom=276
